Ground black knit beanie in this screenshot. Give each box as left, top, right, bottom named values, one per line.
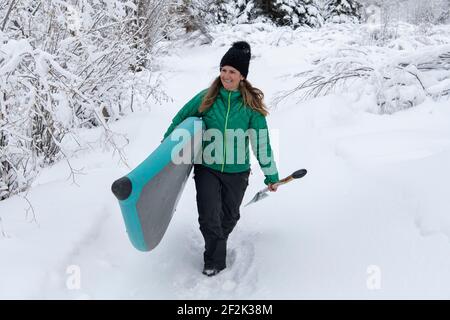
left=220, top=41, right=251, bottom=79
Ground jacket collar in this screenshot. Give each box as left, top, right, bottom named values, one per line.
left=219, top=86, right=242, bottom=105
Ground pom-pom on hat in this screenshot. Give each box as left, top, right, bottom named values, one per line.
left=220, top=41, right=251, bottom=79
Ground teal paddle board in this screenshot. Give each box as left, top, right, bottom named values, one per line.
left=111, top=117, right=203, bottom=251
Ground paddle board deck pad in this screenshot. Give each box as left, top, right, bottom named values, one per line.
left=111, top=117, right=203, bottom=251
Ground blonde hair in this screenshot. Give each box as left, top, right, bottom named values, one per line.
left=198, top=77, right=269, bottom=116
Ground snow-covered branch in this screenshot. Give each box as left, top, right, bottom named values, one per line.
left=274, top=43, right=450, bottom=114
left=0, top=0, right=176, bottom=201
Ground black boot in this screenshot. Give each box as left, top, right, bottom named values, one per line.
left=202, top=266, right=225, bottom=277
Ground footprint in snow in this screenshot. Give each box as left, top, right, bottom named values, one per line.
left=227, top=239, right=256, bottom=283
left=173, top=230, right=259, bottom=298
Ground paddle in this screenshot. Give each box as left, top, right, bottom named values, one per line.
left=244, top=169, right=307, bottom=207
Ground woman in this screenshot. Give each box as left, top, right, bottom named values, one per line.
left=163, top=41, right=279, bottom=277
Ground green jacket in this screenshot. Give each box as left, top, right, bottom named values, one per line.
left=163, top=87, right=279, bottom=185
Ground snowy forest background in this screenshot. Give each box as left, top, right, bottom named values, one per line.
left=1, top=0, right=450, bottom=205
left=2, top=0, right=450, bottom=300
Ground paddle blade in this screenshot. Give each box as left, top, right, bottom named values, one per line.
left=292, top=169, right=307, bottom=179
left=244, top=189, right=269, bottom=207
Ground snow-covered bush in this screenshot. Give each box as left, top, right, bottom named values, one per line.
left=365, top=1, right=401, bottom=46
left=274, top=43, right=450, bottom=114
left=0, top=110, right=37, bottom=201
left=405, top=0, right=450, bottom=25
left=0, top=0, right=175, bottom=200
left=375, top=64, right=427, bottom=114
left=359, top=1, right=447, bottom=44
left=359, top=0, right=450, bottom=25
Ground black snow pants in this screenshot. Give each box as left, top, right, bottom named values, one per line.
left=193, top=164, right=250, bottom=270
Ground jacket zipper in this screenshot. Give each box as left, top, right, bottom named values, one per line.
left=221, top=91, right=231, bottom=172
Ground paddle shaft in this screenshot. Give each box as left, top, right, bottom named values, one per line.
left=264, top=169, right=307, bottom=191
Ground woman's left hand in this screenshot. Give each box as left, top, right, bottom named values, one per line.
left=268, top=183, right=278, bottom=192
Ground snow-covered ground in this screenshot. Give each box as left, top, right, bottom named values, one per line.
left=1, top=23, right=450, bottom=299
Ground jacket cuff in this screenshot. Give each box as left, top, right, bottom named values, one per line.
left=264, top=173, right=279, bottom=185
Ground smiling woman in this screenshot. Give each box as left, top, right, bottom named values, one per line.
left=162, top=41, right=279, bottom=277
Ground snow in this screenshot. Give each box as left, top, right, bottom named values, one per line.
left=1, top=22, right=450, bottom=299
left=0, top=39, right=32, bottom=75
